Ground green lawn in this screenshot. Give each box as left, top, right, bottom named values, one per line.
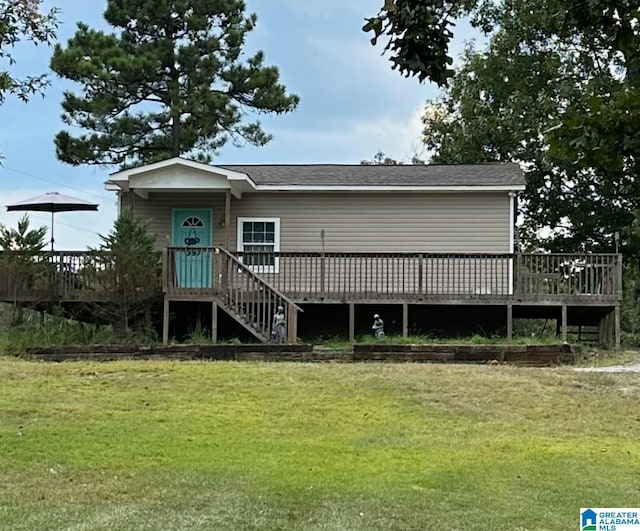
left=0, top=358, right=638, bottom=530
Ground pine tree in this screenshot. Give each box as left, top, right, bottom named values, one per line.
left=85, top=211, right=160, bottom=335
left=51, top=0, right=299, bottom=168
left=0, top=214, right=48, bottom=324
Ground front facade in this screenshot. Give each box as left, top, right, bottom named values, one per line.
left=108, top=158, right=519, bottom=255
left=102, top=157, right=621, bottom=346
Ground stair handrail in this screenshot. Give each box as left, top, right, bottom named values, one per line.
left=216, top=246, right=303, bottom=313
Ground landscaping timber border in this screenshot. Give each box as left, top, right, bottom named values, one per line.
left=353, top=343, right=574, bottom=366
left=25, top=343, right=574, bottom=366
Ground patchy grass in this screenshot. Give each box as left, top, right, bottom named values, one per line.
left=574, top=348, right=640, bottom=367
left=1, top=359, right=639, bottom=530
left=319, top=333, right=564, bottom=350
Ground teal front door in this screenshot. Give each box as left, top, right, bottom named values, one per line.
left=172, top=209, right=212, bottom=288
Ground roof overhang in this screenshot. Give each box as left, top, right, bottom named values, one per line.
left=252, top=185, right=526, bottom=192
left=105, top=157, right=255, bottom=199
left=104, top=158, right=526, bottom=196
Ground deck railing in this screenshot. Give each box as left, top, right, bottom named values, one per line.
left=232, top=251, right=622, bottom=302
left=0, top=250, right=112, bottom=301
left=515, top=253, right=621, bottom=298
left=0, top=249, right=622, bottom=305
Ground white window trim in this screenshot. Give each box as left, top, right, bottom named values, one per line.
left=237, top=217, right=280, bottom=273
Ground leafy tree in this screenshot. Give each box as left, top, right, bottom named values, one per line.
left=365, top=0, right=638, bottom=85
left=420, top=0, right=640, bottom=254
left=363, top=0, right=479, bottom=86
left=360, top=150, right=425, bottom=165
left=361, top=151, right=400, bottom=165
left=545, top=3, right=640, bottom=250
left=366, top=2, right=639, bottom=252
left=50, top=0, right=299, bottom=168
left=84, top=212, right=160, bottom=336
left=0, top=0, right=58, bottom=104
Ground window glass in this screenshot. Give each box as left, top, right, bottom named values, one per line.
left=240, top=220, right=278, bottom=269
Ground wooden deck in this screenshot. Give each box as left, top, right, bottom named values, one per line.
left=161, top=249, right=621, bottom=345
left=0, top=248, right=622, bottom=346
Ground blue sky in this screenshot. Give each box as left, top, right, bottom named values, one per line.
left=0, top=0, right=474, bottom=249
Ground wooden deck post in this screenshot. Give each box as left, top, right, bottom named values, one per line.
left=616, top=254, right=623, bottom=300
left=506, top=304, right=513, bottom=340
left=598, top=311, right=606, bottom=345
left=162, top=248, right=168, bottom=294
left=349, top=303, right=355, bottom=342
left=162, top=298, right=170, bottom=346
left=561, top=304, right=568, bottom=342
left=614, top=305, right=621, bottom=350
left=287, top=302, right=298, bottom=343
left=402, top=303, right=408, bottom=337
left=211, top=301, right=218, bottom=343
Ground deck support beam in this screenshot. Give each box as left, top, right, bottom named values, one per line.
left=506, top=304, right=513, bottom=340
left=162, top=298, right=170, bottom=346
left=402, top=303, right=408, bottom=337
left=349, top=303, right=355, bottom=342
left=211, top=301, right=218, bottom=343
left=561, top=304, right=568, bottom=342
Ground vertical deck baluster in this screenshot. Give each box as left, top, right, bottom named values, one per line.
left=364, top=255, right=368, bottom=299
left=418, top=254, right=425, bottom=299
left=341, top=254, right=346, bottom=299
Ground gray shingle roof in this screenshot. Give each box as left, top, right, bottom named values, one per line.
left=219, top=162, right=525, bottom=187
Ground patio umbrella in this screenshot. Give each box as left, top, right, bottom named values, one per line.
left=6, top=192, right=99, bottom=250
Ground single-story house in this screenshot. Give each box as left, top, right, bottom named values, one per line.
left=105, top=157, right=620, bottom=345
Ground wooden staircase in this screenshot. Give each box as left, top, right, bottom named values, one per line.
left=216, top=247, right=302, bottom=343
left=163, top=246, right=302, bottom=344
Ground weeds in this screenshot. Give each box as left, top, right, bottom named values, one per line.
left=0, top=303, right=154, bottom=356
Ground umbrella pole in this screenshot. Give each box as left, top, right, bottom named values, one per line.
left=51, top=211, right=54, bottom=252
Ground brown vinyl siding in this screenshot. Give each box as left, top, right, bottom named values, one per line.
left=123, top=191, right=510, bottom=253
left=230, top=192, right=510, bottom=253
left=121, top=192, right=226, bottom=250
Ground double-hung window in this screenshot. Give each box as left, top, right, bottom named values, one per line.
left=237, top=218, right=280, bottom=273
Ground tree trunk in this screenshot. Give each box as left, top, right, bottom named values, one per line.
left=172, top=113, right=180, bottom=157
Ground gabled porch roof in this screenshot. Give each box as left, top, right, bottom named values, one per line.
left=106, top=158, right=253, bottom=199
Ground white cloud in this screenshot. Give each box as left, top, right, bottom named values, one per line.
left=308, top=35, right=438, bottom=99
left=233, top=102, right=427, bottom=163
left=345, top=105, right=426, bottom=162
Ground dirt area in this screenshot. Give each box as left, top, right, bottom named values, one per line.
left=574, top=352, right=640, bottom=372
